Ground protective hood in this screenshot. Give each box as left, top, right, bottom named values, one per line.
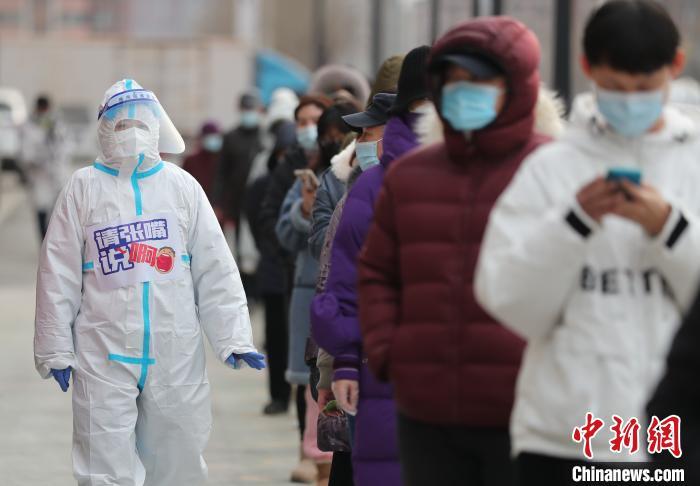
left=96, top=79, right=185, bottom=172
left=427, top=16, right=541, bottom=160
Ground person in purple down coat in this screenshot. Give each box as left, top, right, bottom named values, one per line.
left=310, top=46, right=432, bottom=486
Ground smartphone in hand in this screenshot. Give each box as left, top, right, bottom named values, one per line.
left=294, top=169, right=320, bottom=191
left=606, top=167, right=642, bottom=185
left=607, top=167, right=641, bottom=201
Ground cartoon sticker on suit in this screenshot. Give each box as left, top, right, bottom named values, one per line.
left=87, top=213, right=183, bottom=290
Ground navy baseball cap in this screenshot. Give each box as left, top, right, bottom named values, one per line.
left=342, top=92, right=397, bottom=131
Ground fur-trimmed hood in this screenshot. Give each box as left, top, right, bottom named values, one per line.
left=330, top=139, right=356, bottom=183
left=416, top=85, right=565, bottom=146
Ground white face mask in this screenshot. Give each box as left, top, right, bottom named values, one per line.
left=106, top=126, right=157, bottom=159
left=98, top=104, right=160, bottom=165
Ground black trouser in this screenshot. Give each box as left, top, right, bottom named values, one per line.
left=263, top=293, right=290, bottom=405
left=329, top=451, right=354, bottom=486
left=398, top=414, right=516, bottom=486
left=296, top=385, right=306, bottom=440
left=37, top=210, right=49, bottom=240
left=516, top=453, right=588, bottom=486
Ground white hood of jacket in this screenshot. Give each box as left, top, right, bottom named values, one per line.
left=475, top=94, right=700, bottom=461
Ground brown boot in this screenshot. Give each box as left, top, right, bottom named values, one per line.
left=316, top=462, right=332, bottom=486
left=290, top=447, right=317, bottom=484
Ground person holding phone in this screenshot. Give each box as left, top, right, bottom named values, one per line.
left=275, top=103, right=356, bottom=485
left=297, top=167, right=322, bottom=220
left=475, top=2, right=700, bottom=483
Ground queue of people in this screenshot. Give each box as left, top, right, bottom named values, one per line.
left=32, top=0, right=700, bottom=484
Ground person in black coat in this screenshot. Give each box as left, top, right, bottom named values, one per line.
left=214, top=92, right=264, bottom=239
left=256, top=95, right=330, bottom=424
left=257, top=95, right=332, bottom=282
left=247, top=120, right=296, bottom=415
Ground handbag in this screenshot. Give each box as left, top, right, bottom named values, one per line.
left=317, top=400, right=351, bottom=452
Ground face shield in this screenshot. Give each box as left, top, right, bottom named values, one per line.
left=97, top=79, right=185, bottom=165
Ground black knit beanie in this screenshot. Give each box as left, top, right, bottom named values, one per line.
left=390, top=45, right=432, bottom=115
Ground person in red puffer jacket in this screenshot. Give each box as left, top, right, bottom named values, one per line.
left=357, top=16, right=559, bottom=486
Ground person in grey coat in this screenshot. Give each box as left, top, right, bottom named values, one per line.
left=276, top=104, right=357, bottom=385
left=309, top=110, right=361, bottom=261
left=308, top=151, right=351, bottom=260
left=275, top=103, right=357, bottom=481
left=276, top=178, right=320, bottom=384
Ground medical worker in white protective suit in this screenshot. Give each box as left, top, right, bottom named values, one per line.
left=34, top=79, right=266, bottom=486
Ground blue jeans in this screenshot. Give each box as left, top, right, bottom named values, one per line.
left=347, top=413, right=357, bottom=448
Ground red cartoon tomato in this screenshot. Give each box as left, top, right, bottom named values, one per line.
left=155, top=247, right=175, bottom=274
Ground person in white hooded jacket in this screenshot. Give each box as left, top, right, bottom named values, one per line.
left=475, top=1, right=700, bottom=483
left=34, top=79, right=265, bottom=486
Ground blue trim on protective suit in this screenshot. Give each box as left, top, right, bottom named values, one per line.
left=132, top=153, right=154, bottom=391
left=181, top=254, right=191, bottom=264
left=93, top=162, right=119, bottom=176
left=126, top=79, right=136, bottom=118
left=82, top=261, right=94, bottom=271
left=137, top=282, right=152, bottom=390
left=108, top=353, right=155, bottom=365
left=135, top=161, right=164, bottom=179
left=104, top=151, right=160, bottom=391
left=92, top=160, right=163, bottom=179
left=132, top=153, right=145, bottom=215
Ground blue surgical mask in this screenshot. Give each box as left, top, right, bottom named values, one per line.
left=595, top=87, right=665, bottom=137
left=297, top=124, right=318, bottom=151
left=240, top=110, right=260, bottom=128
left=202, top=134, right=223, bottom=152
left=441, top=81, right=501, bottom=132
left=355, top=139, right=382, bottom=171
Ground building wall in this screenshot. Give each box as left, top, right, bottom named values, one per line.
left=1, top=0, right=699, bottom=103
left=259, top=0, right=315, bottom=68
left=254, top=0, right=700, bottom=99
left=0, top=0, right=234, bottom=38
left=0, top=36, right=252, bottom=137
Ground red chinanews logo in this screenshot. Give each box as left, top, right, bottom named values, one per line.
left=572, top=413, right=682, bottom=459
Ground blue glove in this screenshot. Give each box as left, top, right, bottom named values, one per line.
left=226, top=352, right=266, bottom=370
left=51, top=367, right=72, bottom=392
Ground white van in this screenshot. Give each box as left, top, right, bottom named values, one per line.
left=0, top=88, right=28, bottom=168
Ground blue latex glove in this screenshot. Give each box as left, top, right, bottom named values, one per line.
left=226, top=352, right=266, bottom=370
left=51, top=367, right=72, bottom=392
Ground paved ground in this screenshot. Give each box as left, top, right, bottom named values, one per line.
left=0, top=171, right=299, bottom=485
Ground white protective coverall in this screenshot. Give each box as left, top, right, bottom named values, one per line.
left=475, top=94, right=700, bottom=461
left=34, top=79, right=258, bottom=485
left=20, top=109, right=69, bottom=212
